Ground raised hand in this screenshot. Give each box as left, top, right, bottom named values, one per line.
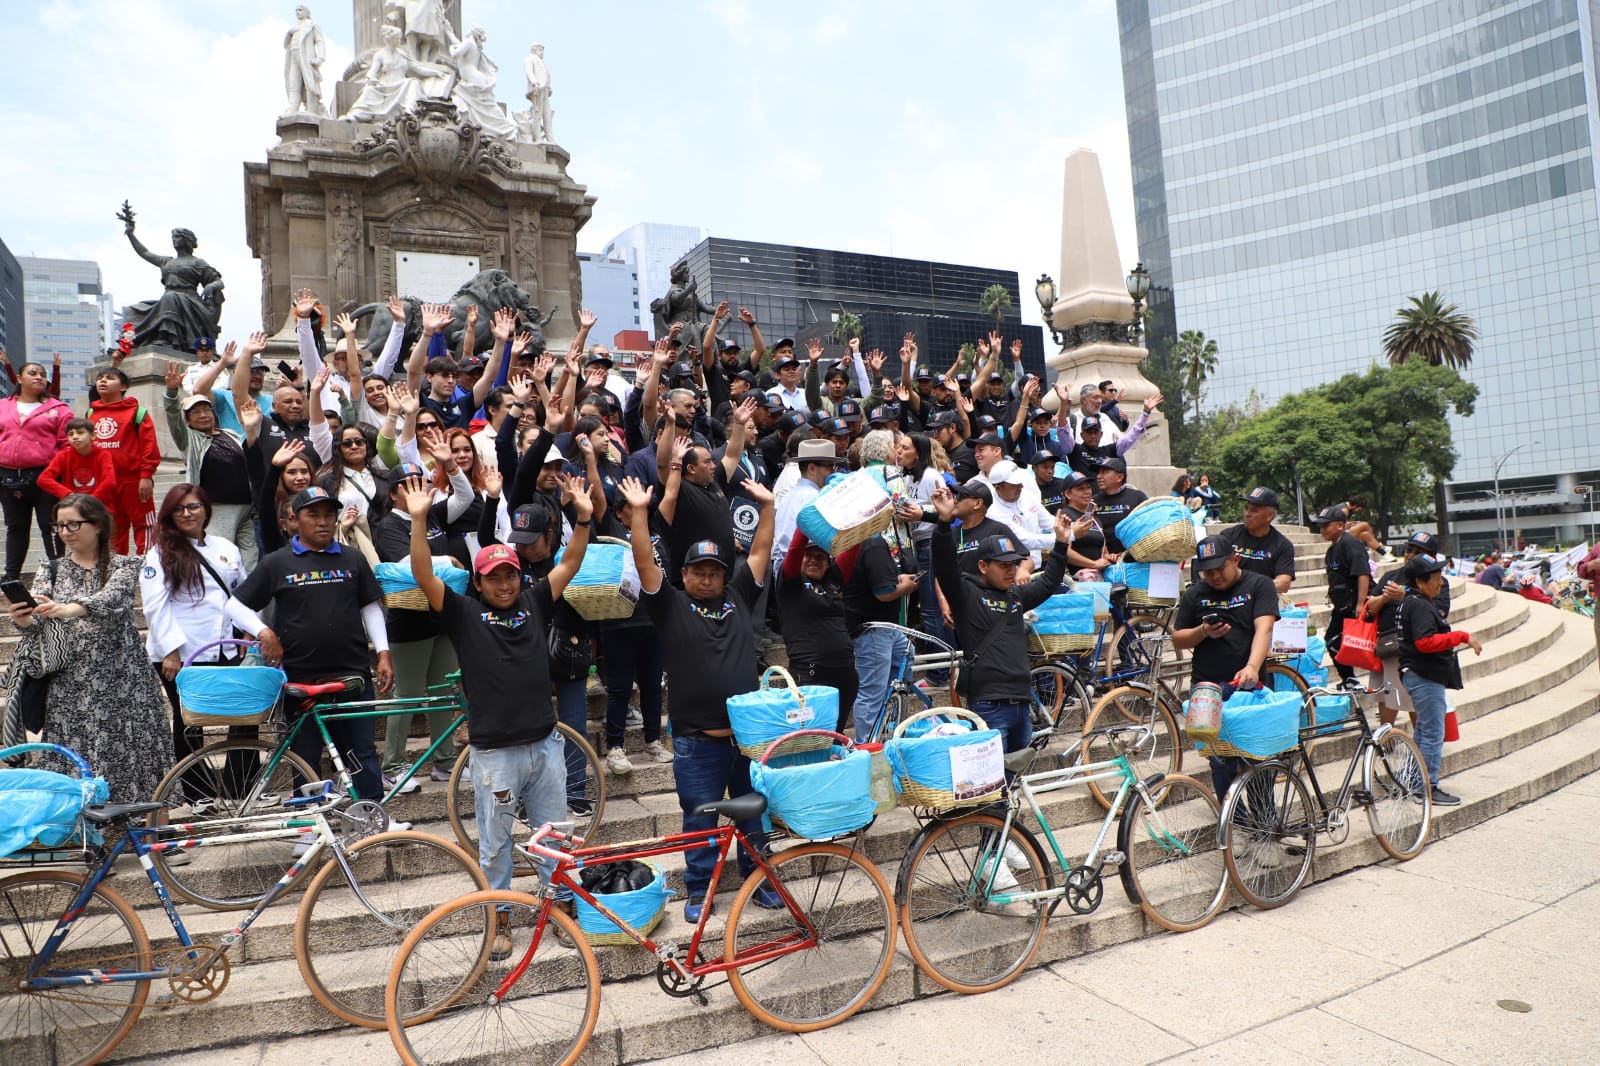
left=743, top=478, right=774, bottom=508
left=543, top=391, right=566, bottom=432
left=866, top=349, right=886, bottom=374
left=508, top=370, right=534, bottom=404
left=652, top=337, right=673, bottom=365
left=1053, top=381, right=1073, bottom=406
left=1022, top=377, right=1040, bottom=403
left=669, top=321, right=684, bottom=339
left=562, top=339, right=581, bottom=377
left=733, top=396, right=757, bottom=426
left=620, top=476, right=653, bottom=511
left=511, top=330, right=535, bottom=359
left=419, top=426, right=453, bottom=466
left=567, top=474, right=594, bottom=519
left=1010, top=338, right=1023, bottom=359
left=531, top=353, right=555, bottom=382
left=805, top=337, right=824, bottom=363
left=976, top=337, right=991, bottom=358
left=294, top=288, right=317, bottom=319
left=714, top=300, right=730, bottom=321
left=390, top=380, right=419, bottom=416
left=221, top=340, right=238, bottom=366
left=271, top=437, right=305, bottom=469
left=737, top=306, right=755, bottom=326
left=387, top=294, right=407, bottom=323
left=422, top=302, right=452, bottom=335
left=491, top=306, right=517, bottom=342
left=340, top=504, right=361, bottom=534
left=397, top=475, right=432, bottom=520
left=894, top=384, right=911, bottom=403
left=848, top=337, right=862, bottom=354
left=579, top=308, right=598, bottom=329
left=931, top=484, right=956, bottom=523
left=670, top=435, right=691, bottom=464
left=51, top=352, right=60, bottom=371
left=584, top=365, right=608, bottom=387
left=1143, top=391, right=1165, bottom=413
left=164, top=361, right=184, bottom=392
left=482, top=464, right=503, bottom=498
left=988, top=330, right=1003, bottom=352
left=335, top=312, right=358, bottom=338
left=244, top=331, right=270, bottom=357
left=310, top=365, right=331, bottom=394
left=238, top=397, right=262, bottom=435
left=957, top=394, right=974, bottom=414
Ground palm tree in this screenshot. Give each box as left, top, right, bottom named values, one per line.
left=1172, top=329, right=1218, bottom=427
left=831, top=310, right=863, bottom=349
left=1382, top=291, right=1479, bottom=551
left=979, top=283, right=1014, bottom=332
left=1382, top=292, right=1479, bottom=370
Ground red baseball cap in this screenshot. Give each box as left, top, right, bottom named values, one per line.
left=473, top=543, right=520, bottom=576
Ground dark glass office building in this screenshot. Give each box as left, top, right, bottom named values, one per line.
left=1118, top=0, right=1600, bottom=547
left=679, top=238, right=1046, bottom=380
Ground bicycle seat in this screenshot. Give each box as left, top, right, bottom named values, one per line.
left=692, top=793, right=768, bottom=822
left=283, top=677, right=366, bottom=702
left=82, top=802, right=166, bottom=825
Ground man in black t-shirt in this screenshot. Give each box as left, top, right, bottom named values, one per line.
left=1031, top=446, right=1070, bottom=514
left=1309, top=505, right=1371, bottom=683
left=842, top=533, right=919, bottom=742
left=620, top=475, right=783, bottom=923
left=656, top=399, right=755, bottom=587
left=1172, top=536, right=1280, bottom=802
left=1223, top=486, right=1297, bottom=595
left=1093, top=458, right=1148, bottom=556
left=228, top=486, right=392, bottom=802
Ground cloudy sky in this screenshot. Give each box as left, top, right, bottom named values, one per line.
left=0, top=0, right=1137, bottom=338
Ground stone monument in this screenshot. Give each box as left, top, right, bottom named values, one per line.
left=1042, top=148, right=1181, bottom=496
left=245, top=1, right=593, bottom=357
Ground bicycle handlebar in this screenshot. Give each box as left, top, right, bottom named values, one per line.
left=856, top=621, right=956, bottom=654
left=0, top=742, right=95, bottom=777
left=524, top=820, right=581, bottom=863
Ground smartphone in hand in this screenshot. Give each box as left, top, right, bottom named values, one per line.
left=1202, top=612, right=1225, bottom=628
left=1, top=580, right=37, bottom=610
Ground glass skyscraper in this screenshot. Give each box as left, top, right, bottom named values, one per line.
left=1120, top=0, right=1600, bottom=544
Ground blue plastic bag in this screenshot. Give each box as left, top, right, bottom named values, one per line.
left=1195, top=688, right=1302, bottom=758
left=796, top=468, right=893, bottom=554
left=751, top=746, right=876, bottom=839
left=0, top=768, right=109, bottom=857
left=1115, top=498, right=1196, bottom=561
left=1033, top=592, right=1097, bottom=636
left=1312, top=695, right=1354, bottom=736
left=1295, top=635, right=1329, bottom=687
left=175, top=664, right=287, bottom=721
left=727, top=669, right=841, bottom=757
left=886, top=724, right=1005, bottom=804
left=575, top=863, right=667, bottom=939
left=374, top=561, right=471, bottom=595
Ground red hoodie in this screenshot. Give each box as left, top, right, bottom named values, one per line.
left=87, top=396, right=161, bottom=481
left=38, top=445, right=118, bottom=507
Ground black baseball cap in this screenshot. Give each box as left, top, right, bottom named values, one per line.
left=972, top=432, right=1005, bottom=450
left=1098, top=456, right=1127, bottom=475
left=955, top=373, right=971, bottom=385
left=683, top=539, right=730, bottom=569
left=1194, top=535, right=1235, bottom=572
left=779, top=411, right=808, bottom=432
left=291, top=486, right=337, bottom=513
left=1406, top=532, right=1441, bottom=555
left=669, top=361, right=697, bottom=379
left=868, top=405, right=895, bottom=427
left=952, top=479, right=993, bottom=506
left=388, top=461, right=427, bottom=484
left=774, top=355, right=801, bottom=371
left=824, top=361, right=850, bottom=382
left=1061, top=470, right=1092, bottom=488
left=1030, top=444, right=1063, bottom=465
left=1028, top=407, right=1050, bottom=422
left=925, top=410, right=957, bottom=430
left=1080, top=416, right=1103, bottom=432
left=976, top=534, right=1026, bottom=563
left=836, top=399, right=863, bottom=423
left=585, top=352, right=614, bottom=369
left=733, top=369, right=758, bottom=386
left=914, top=366, right=934, bottom=382
left=1241, top=486, right=1280, bottom=509
left=988, top=371, right=1005, bottom=382
left=819, top=416, right=852, bottom=438
left=507, top=503, right=553, bottom=543
left=773, top=337, right=796, bottom=351
left=1404, top=554, right=1446, bottom=581
left=1309, top=505, right=1348, bottom=527
left=757, top=392, right=785, bottom=412
left=720, top=339, right=742, bottom=353
left=972, top=416, right=1001, bottom=434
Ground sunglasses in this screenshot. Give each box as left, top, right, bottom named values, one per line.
left=340, top=437, right=367, bottom=448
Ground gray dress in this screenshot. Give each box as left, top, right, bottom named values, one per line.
left=32, top=555, right=172, bottom=802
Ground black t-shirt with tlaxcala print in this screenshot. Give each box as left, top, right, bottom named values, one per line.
left=1174, top=569, right=1280, bottom=686
left=642, top=562, right=762, bottom=733
left=233, top=539, right=380, bottom=681
left=436, top=584, right=558, bottom=749
left=1223, top=523, right=1297, bottom=585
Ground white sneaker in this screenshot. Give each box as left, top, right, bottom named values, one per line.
left=605, top=747, right=634, bottom=775
left=981, top=856, right=1020, bottom=893
left=625, top=707, right=644, bottom=729
left=643, top=739, right=674, bottom=764
left=383, top=774, right=421, bottom=795
left=1003, top=841, right=1031, bottom=870
left=387, top=819, right=412, bottom=832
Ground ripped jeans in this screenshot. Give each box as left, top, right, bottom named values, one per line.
left=469, top=731, right=570, bottom=894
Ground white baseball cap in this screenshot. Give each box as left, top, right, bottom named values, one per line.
left=990, top=460, right=1026, bottom=486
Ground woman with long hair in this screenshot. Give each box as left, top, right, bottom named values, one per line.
left=7, top=494, right=169, bottom=801
left=141, top=484, right=250, bottom=803
left=252, top=438, right=318, bottom=555
left=0, top=361, right=72, bottom=580
left=435, top=425, right=505, bottom=559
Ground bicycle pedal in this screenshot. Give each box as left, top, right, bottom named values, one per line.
left=1099, top=851, right=1126, bottom=868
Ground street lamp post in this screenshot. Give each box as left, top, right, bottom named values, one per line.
left=1492, top=441, right=1536, bottom=552
left=1034, top=274, right=1062, bottom=350
left=1125, top=262, right=1150, bottom=344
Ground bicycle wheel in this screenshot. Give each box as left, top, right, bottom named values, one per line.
left=725, top=842, right=897, bottom=1031
left=1118, top=774, right=1227, bottom=932
left=1029, top=664, right=1091, bottom=736
left=1220, top=761, right=1317, bottom=909
left=0, top=871, right=152, bottom=1066
left=1364, top=730, right=1432, bottom=861
left=148, top=738, right=321, bottom=910
left=385, top=890, right=599, bottom=1066
left=296, top=831, right=489, bottom=1028
left=446, top=723, right=606, bottom=867
left=1079, top=684, right=1183, bottom=810
left=897, top=813, right=1051, bottom=995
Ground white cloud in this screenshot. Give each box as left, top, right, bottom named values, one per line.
left=700, top=0, right=752, bottom=44
left=812, top=13, right=853, bottom=45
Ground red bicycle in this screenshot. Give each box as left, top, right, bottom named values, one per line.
left=383, top=793, right=897, bottom=1065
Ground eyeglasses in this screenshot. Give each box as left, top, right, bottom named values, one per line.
left=51, top=520, right=87, bottom=533
left=173, top=503, right=206, bottom=515
left=340, top=438, right=366, bottom=448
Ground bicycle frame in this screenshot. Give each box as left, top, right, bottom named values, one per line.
left=1282, top=691, right=1397, bottom=824
left=856, top=622, right=958, bottom=743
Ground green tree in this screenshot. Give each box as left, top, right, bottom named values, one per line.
left=1171, top=329, right=1219, bottom=427
left=1381, top=291, right=1479, bottom=549
left=978, top=284, right=1014, bottom=332
left=1209, top=392, right=1367, bottom=524
left=831, top=310, right=863, bottom=349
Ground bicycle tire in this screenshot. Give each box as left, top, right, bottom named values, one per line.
left=148, top=738, right=321, bottom=910
left=1029, top=664, right=1091, bottom=736
left=897, top=813, right=1051, bottom=995
left=1079, top=684, right=1183, bottom=810
left=385, top=889, right=599, bottom=1066
left=446, top=722, right=606, bottom=866
left=725, top=842, right=897, bottom=1031
left=1364, top=730, right=1432, bottom=861
left=1220, top=761, right=1317, bottom=909
left=295, top=831, right=488, bottom=1028
left=0, top=870, right=152, bottom=1066
left=1117, top=773, right=1228, bottom=932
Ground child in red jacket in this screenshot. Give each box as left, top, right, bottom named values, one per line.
left=88, top=367, right=160, bottom=553
left=39, top=418, right=118, bottom=509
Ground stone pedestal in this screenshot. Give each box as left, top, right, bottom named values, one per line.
left=120, top=349, right=193, bottom=461
left=1044, top=150, right=1182, bottom=498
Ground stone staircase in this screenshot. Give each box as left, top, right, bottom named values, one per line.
left=7, top=524, right=1598, bottom=1065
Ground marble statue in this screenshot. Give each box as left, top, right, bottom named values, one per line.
left=384, top=0, right=455, bottom=65
left=115, top=202, right=224, bottom=352
left=519, top=43, right=553, bottom=143
left=650, top=261, right=716, bottom=343
left=341, top=24, right=450, bottom=123
left=449, top=25, right=518, bottom=140
left=282, top=5, right=327, bottom=115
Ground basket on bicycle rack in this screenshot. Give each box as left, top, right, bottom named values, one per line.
left=174, top=639, right=286, bottom=728
left=727, top=666, right=840, bottom=759
left=1104, top=561, right=1181, bottom=606
left=374, top=559, right=471, bottom=611
left=574, top=860, right=668, bottom=945
left=1187, top=688, right=1302, bottom=760
left=0, top=743, right=109, bottom=866
left=1026, top=590, right=1099, bottom=655
left=749, top=730, right=877, bottom=841
left=1116, top=498, right=1198, bottom=563
left=885, top=708, right=1005, bottom=811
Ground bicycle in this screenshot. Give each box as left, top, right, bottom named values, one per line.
left=852, top=621, right=961, bottom=742
left=1217, top=682, right=1433, bottom=910
left=0, top=743, right=488, bottom=1063
left=383, top=805, right=897, bottom=1065
left=895, top=725, right=1227, bottom=994
left=150, top=650, right=604, bottom=906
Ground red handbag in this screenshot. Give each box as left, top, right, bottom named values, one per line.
left=1335, top=606, right=1383, bottom=673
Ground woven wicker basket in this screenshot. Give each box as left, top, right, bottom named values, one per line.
left=891, top=708, right=1005, bottom=812
left=820, top=507, right=893, bottom=554
left=733, top=667, right=837, bottom=760
left=383, top=588, right=432, bottom=611
left=1126, top=587, right=1179, bottom=607
left=564, top=537, right=642, bottom=621
left=1125, top=518, right=1197, bottom=564
left=1027, top=631, right=1095, bottom=656
left=578, top=862, right=667, bottom=945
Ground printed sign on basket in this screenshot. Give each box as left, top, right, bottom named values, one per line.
left=948, top=734, right=1004, bottom=801
left=1270, top=615, right=1308, bottom=655
left=1146, top=562, right=1182, bottom=600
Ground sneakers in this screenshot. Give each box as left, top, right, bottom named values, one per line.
left=1002, top=841, right=1031, bottom=871
left=568, top=798, right=593, bottom=817
left=490, top=911, right=513, bottom=961
left=684, top=895, right=712, bottom=923
left=1429, top=787, right=1462, bottom=806
left=382, top=774, right=420, bottom=796
left=1253, top=839, right=1287, bottom=869
left=980, top=855, right=1020, bottom=892
left=753, top=884, right=784, bottom=909
left=625, top=707, right=644, bottom=729
left=605, top=747, right=634, bottom=775
left=388, top=819, right=413, bottom=832
left=429, top=767, right=452, bottom=783
left=642, top=739, right=674, bottom=764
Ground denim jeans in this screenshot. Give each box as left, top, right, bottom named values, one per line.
left=470, top=732, right=569, bottom=892
left=288, top=678, right=383, bottom=801
left=969, top=700, right=1033, bottom=754
left=600, top=626, right=664, bottom=747
left=1402, top=671, right=1448, bottom=787
left=671, top=734, right=767, bottom=900
left=850, top=627, right=910, bottom=744
left=554, top=678, right=589, bottom=805
left=916, top=539, right=953, bottom=682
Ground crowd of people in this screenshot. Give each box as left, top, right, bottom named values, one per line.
left=0, top=299, right=1491, bottom=910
